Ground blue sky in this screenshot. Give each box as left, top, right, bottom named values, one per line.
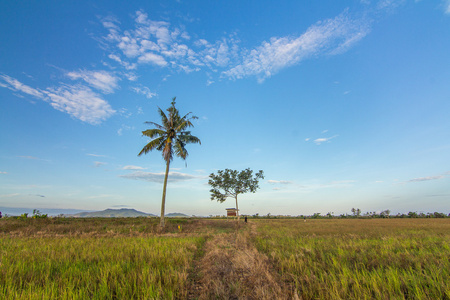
left=1, top=0, right=449, bottom=216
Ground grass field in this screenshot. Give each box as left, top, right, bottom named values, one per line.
left=254, top=219, right=450, bottom=299
left=1, top=217, right=449, bottom=299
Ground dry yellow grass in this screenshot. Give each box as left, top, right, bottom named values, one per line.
left=189, top=224, right=288, bottom=300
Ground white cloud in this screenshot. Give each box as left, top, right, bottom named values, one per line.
left=267, top=180, right=293, bottom=185
left=377, top=0, right=405, bottom=11
left=123, top=72, right=138, bottom=81
left=131, top=85, right=157, bottom=98
left=445, top=0, right=450, bottom=14
left=44, top=84, right=115, bottom=124
left=122, top=165, right=146, bottom=170
left=101, top=11, right=240, bottom=74
left=119, top=171, right=199, bottom=183
left=1, top=74, right=116, bottom=124
left=223, top=11, right=370, bottom=82
left=101, top=9, right=369, bottom=83
left=0, top=171, right=7, bottom=174
left=314, top=135, right=339, bottom=145
left=108, top=54, right=137, bottom=70
left=94, top=161, right=107, bottom=167
left=407, top=175, right=445, bottom=183
left=137, top=52, right=168, bottom=66
left=87, top=153, right=107, bottom=157
left=0, top=74, right=44, bottom=98
left=66, top=70, right=119, bottom=94
left=117, top=124, right=134, bottom=136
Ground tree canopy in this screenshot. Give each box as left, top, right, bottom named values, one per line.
left=208, top=168, right=264, bottom=221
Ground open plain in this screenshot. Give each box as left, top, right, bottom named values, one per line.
left=1, top=217, right=449, bottom=299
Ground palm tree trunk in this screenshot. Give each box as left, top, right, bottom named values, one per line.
left=160, top=159, right=170, bottom=229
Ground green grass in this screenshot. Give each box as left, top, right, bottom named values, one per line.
left=0, top=235, right=204, bottom=299
left=2, top=217, right=449, bottom=299
left=253, top=219, right=450, bottom=299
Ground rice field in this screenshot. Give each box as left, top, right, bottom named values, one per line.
left=253, top=219, right=450, bottom=299
left=0, top=218, right=215, bottom=300
left=1, top=217, right=449, bottom=299
left=0, top=235, right=204, bottom=299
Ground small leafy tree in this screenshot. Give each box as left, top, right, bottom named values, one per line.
left=208, top=168, right=264, bottom=222
left=32, top=209, right=48, bottom=219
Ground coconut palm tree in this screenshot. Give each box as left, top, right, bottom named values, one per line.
left=138, top=97, right=201, bottom=229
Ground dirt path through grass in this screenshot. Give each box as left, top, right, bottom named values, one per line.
left=187, top=222, right=291, bottom=300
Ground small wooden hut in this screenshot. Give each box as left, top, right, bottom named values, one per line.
left=226, top=208, right=238, bottom=220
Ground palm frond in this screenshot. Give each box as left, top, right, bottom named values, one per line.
left=142, top=128, right=165, bottom=139
left=178, top=133, right=201, bottom=145
left=138, top=136, right=165, bottom=156
left=157, top=107, right=169, bottom=128
left=174, top=139, right=188, bottom=160
left=144, top=121, right=164, bottom=130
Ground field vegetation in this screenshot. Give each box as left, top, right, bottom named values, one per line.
left=254, top=219, right=450, bottom=299
left=1, top=217, right=449, bottom=299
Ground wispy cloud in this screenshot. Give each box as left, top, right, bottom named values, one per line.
left=44, top=84, right=115, bottom=124
left=314, top=135, right=339, bottom=145
left=0, top=171, right=7, bottom=174
left=100, top=8, right=373, bottom=84
left=445, top=0, right=450, bottom=15
left=117, top=124, right=134, bottom=136
left=87, top=153, right=107, bottom=157
left=131, top=85, right=157, bottom=98
left=0, top=74, right=44, bottom=98
left=46, top=85, right=116, bottom=124
left=267, top=180, right=293, bottom=185
left=223, top=10, right=370, bottom=82
left=119, top=171, right=200, bottom=183
left=67, top=70, right=120, bottom=94
left=94, top=161, right=107, bottom=167
left=407, top=175, right=445, bottom=183
left=376, top=0, right=406, bottom=11
left=1, top=75, right=116, bottom=125
left=122, top=165, right=146, bottom=170
left=101, top=11, right=240, bottom=75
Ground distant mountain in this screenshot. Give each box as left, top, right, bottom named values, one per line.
left=165, top=212, right=190, bottom=217
left=0, top=207, right=90, bottom=217
left=69, top=208, right=156, bottom=218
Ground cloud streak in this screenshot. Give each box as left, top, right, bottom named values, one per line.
left=267, top=180, right=293, bottom=185
left=223, top=10, right=370, bottom=82
left=314, top=135, right=339, bottom=145
left=119, top=171, right=200, bottom=183
left=0, top=75, right=115, bottom=125
left=407, top=175, right=445, bottom=183
left=101, top=9, right=369, bottom=84
left=122, top=165, right=146, bottom=170
left=67, top=70, right=120, bottom=94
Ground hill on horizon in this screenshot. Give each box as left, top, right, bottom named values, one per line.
left=165, top=212, right=190, bottom=218
left=69, top=208, right=156, bottom=218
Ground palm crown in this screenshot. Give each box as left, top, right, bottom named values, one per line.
left=138, top=98, right=201, bottom=162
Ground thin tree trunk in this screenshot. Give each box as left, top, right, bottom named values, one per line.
left=235, top=195, right=239, bottom=222
left=160, top=159, right=170, bottom=229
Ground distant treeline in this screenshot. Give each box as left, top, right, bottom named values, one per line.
left=249, top=209, right=449, bottom=219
